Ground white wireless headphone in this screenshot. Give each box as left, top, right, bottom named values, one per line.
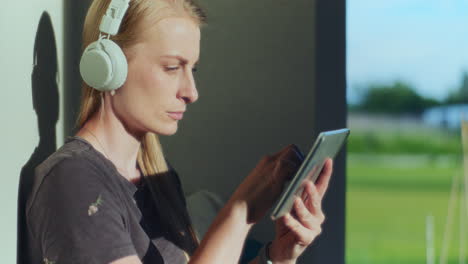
left=79, top=0, right=131, bottom=92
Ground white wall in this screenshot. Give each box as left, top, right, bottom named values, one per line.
left=0, top=2, right=64, bottom=262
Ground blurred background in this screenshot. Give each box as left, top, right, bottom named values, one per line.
left=346, top=1, right=468, bottom=263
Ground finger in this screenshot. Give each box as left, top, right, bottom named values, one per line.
left=275, top=144, right=304, bottom=165
left=300, top=180, right=314, bottom=201
left=293, top=196, right=315, bottom=229
left=273, top=151, right=303, bottom=183
left=290, top=144, right=305, bottom=160
left=300, top=185, right=309, bottom=203
left=303, top=181, right=324, bottom=221
left=287, top=144, right=305, bottom=166
left=283, top=213, right=320, bottom=246
left=270, top=144, right=294, bottom=159
left=316, top=158, right=333, bottom=198
left=299, top=181, right=320, bottom=214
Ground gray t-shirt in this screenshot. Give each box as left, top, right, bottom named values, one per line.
left=25, top=136, right=189, bottom=264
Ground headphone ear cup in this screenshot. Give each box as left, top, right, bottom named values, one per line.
left=100, top=39, right=128, bottom=90
left=79, top=39, right=128, bottom=92
left=80, top=41, right=113, bottom=90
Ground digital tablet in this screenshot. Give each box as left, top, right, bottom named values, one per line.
left=270, top=128, right=350, bottom=220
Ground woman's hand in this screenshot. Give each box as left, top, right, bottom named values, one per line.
left=269, top=159, right=333, bottom=264
left=229, top=144, right=304, bottom=224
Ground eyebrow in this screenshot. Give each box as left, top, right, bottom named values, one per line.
left=160, top=55, right=199, bottom=65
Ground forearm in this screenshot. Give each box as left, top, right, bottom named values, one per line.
left=189, top=199, right=254, bottom=264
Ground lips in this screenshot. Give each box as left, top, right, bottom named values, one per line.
left=168, top=112, right=184, bottom=120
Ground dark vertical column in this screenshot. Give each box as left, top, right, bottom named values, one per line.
left=63, top=0, right=92, bottom=138
left=302, top=0, right=347, bottom=263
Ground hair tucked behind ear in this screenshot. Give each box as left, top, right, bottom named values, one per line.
left=76, top=0, right=207, bottom=259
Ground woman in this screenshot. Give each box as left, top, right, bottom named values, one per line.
left=25, top=0, right=333, bottom=263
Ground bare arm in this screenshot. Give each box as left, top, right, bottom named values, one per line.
left=110, top=255, right=142, bottom=264
left=189, top=199, right=253, bottom=264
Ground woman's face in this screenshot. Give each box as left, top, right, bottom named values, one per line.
left=112, top=16, right=200, bottom=137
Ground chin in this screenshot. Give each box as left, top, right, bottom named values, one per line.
left=153, top=123, right=178, bottom=136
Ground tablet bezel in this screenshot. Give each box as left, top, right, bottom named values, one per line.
left=270, top=128, right=350, bottom=220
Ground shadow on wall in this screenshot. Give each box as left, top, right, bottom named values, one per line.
left=63, top=0, right=91, bottom=137
left=16, top=11, right=59, bottom=264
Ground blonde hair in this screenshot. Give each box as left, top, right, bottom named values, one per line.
left=77, top=0, right=207, bottom=259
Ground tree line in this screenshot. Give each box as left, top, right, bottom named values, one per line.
left=350, top=72, right=468, bottom=115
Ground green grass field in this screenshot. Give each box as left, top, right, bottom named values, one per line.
left=346, top=153, right=466, bottom=264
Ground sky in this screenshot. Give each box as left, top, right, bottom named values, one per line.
left=346, top=0, right=468, bottom=104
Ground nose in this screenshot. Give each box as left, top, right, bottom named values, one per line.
left=178, top=68, right=199, bottom=104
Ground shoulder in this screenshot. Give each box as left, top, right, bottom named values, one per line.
left=26, top=146, right=126, bottom=239
left=27, top=138, right=115, bottom=217
left=43, top=155, right=106, bottom=191
left=26, top=151, right=137, bottom=263
left=34, top=137, right=106, bottom=181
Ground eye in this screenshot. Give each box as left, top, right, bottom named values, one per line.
left=192, top=67, right=198, bottom=73
left=165, top=66, right=179, bottom=72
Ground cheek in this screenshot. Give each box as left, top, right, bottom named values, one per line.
left=117, top=61, right=173, bottom=121
left=145, top=67, right=167, bottom=96
left=126, top=61, right=163, bottom=100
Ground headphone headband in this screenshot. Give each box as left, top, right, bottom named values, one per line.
left=99, top=0, right=131, bottom=36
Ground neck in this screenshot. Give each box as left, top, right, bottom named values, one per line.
left=76, top=94, right=143, bottom=182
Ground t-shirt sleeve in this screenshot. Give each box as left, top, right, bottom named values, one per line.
left=27, top=158, right=137, bottom=264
